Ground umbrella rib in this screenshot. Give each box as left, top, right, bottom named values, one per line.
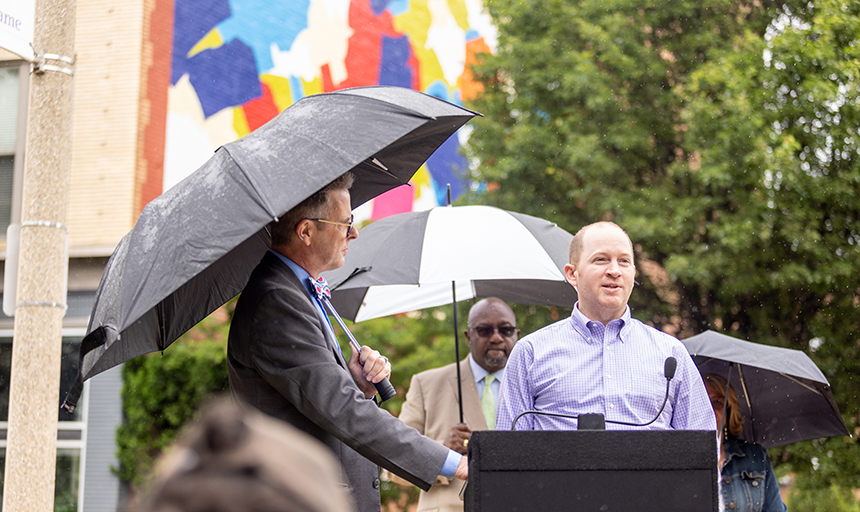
left=737, top=365, right=753, bottom=411
left=779, top=373, right=823, bottom=396
left=737, top=365, right=756, bottom=444
left=365, top=157, right=407, bottom=182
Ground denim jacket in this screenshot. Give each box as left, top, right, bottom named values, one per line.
left=720, top=437, right=787, bottom=512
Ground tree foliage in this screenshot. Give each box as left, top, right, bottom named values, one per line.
left=465, top=0, right=860, bottom=502
left=115, top=306, right=232, bottom=488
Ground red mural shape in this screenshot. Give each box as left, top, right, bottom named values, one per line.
left=242, top=82, right=280, bottom=132
left=330, top=0, right=402, bottom=90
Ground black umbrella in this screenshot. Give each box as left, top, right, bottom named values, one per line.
left=323, top=204, right=576, bottom=421
left=62, top=86, right=478, bottom=412
left=682, top=330, right=850, bottom=448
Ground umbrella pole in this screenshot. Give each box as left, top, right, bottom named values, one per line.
left=452, top=280, right=465, bottom=424
left=720, top=363, right=733, bottom=448
left=737, top=364, right=754, bottom=443
left=447, top=184, right=464, bottom=424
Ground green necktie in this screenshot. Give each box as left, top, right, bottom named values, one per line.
left=481, top=374, right=496, bottom=430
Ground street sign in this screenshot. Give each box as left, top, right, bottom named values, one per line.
left=0, top=0, right=35, bottom=61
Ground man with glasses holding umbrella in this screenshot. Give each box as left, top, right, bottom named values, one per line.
left=228, top=173, right=467, bottom=512
left=393, top=297, right=520, bottom=511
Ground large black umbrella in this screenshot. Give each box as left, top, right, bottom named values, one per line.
left=62, top=86, right=478, bottom=411
left=323, top=204, right=576, bottom=421
left=682, top=330, right=850, bottom=448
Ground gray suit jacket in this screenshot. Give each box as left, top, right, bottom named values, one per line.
left=397, top=358, right=487, bottom=512
left=228, top=251, right=450, bottom=512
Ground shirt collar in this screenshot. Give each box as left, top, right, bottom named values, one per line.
left=468, top=354, right=505, bottom=385
left=570, top=302, right=631, bottom=344
left=270, top=249, right=315, bottom=298
left=722, top=436, right=746, bottom=463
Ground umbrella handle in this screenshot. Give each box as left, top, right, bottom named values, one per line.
left=323, top=296, right=397, bottom=403
left=375, top=378, right=397, bottom=402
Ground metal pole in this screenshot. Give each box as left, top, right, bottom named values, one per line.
left=447, top=184, right=464, bottom=423
left=3, top=0, right=75, bottom=509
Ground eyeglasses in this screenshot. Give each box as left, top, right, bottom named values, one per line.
left=308, top=214, right=354, bottom=236
left=472, top=325, right=517, bottom=338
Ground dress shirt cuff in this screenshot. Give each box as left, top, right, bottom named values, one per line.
left=439, top=449, right=462, bottom=479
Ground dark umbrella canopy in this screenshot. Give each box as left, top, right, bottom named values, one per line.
left=682, top=330, right=850, bottom=448
left=62, top=86, right=478, bottom=411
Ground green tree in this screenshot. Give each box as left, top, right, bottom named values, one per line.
left=115, top=305, right=232, bottom=488
left=466, top=0, right=860, bottom=503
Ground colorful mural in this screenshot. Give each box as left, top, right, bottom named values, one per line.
left=164, top=0, right=495, bottom=219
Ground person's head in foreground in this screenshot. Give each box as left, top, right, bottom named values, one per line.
left=136, top=398, right=356, bottom=512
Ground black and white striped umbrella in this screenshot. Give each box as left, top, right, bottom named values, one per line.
left=324, top=205, right=577, bottom=322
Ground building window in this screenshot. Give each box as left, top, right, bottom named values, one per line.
left=0, top=61, right=28, bottom=238
left=0, top=329, right=86, bottom=512
left=0, top=447, right=81, bottom=512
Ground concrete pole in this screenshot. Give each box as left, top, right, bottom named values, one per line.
left=2, top=0, right=76, bottom=509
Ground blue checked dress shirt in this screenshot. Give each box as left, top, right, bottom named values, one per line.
left=496, top=304, right=716, bottom=432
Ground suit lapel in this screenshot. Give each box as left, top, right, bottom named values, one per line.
left=272, top=254, right=348, bottom=369
left=320, top=314, right=349, bottom=368
left=451, top=358, right=488, bottom=430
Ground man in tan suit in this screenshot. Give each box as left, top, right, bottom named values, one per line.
left=396, top=298, right=520, bottom=511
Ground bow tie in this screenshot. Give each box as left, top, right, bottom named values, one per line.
left=309, top=276, right=332, bottom=301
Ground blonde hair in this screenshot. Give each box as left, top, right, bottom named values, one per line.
left=703, top=373, right=744, bottom=438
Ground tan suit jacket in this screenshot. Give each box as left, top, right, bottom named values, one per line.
left=396, top=357, right=489, bottom=512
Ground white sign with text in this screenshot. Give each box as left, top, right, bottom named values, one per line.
left=0, top=0, right=35, bottom=61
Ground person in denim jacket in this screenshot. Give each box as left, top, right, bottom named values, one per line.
left=704, top=374, right=788, bottom=512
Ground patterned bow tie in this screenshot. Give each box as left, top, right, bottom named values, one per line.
left=309, top=276, right=332, bottom=301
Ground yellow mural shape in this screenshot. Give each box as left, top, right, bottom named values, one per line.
left=302, top=76, right=324, bottom=98
left=188, top=29, right=224, bottom=58
left=411, top=165, right=433, bottom=199
left=261, top=74, right=293, bottom=111
left=232, top=107, right=251, bottom=138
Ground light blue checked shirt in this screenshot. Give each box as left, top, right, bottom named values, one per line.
left=497, top=304, right=716, bottom=432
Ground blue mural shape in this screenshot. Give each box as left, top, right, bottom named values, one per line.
left=426, top=133, right=468, bottom=204
left=378, top=36, right=413, bottom=89
left=371, top=0, right=395, bottom=16
left=215, top=0, right=311, bottom=73
left=187, top=39, right=262, bottom=117
left=172, top=0, right=231, bottom=85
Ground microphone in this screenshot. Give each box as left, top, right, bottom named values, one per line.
left=511, top=356, right=678, bottom=430
left=664, top=355, right=677, bottom=379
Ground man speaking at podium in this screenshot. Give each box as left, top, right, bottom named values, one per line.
left=496, top=221, right=714, bottom=432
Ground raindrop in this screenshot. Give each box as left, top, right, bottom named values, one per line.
left=809, top=337, right=823, bottom=351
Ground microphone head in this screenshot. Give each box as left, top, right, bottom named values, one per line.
left=664, top=356, right=677, bottom=380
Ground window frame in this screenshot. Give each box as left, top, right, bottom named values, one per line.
left=0, top=59, right=30, bottom=240
left=0, top=326, right=87, bottom=512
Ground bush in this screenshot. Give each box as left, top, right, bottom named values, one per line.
left=115, top=307, right=231, bottom=488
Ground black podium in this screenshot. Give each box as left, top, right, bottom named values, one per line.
left=464, top=430, right=717, bottom=512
